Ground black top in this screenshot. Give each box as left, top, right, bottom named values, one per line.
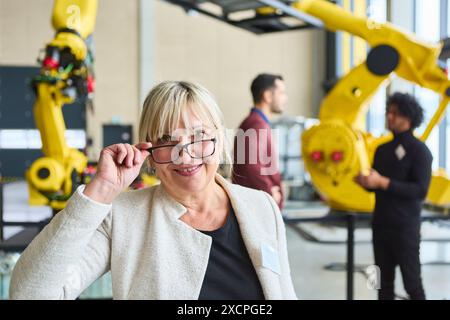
left=198, top=207, right=265, bottom=300
left=372, top=130, right=433, bottom=230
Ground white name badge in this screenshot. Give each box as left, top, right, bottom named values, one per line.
left=261, top=243, right=281, bottom=275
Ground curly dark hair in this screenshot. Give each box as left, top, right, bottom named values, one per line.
left=386, top=92, right=424, bottom=129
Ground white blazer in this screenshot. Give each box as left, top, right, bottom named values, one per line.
left=9, top=174, right=297, bottom=300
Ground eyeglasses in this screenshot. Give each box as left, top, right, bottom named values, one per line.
left=147, top=138, right=217, bottom=164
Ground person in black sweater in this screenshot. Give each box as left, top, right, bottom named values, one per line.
left=355, top=92, right=433, bottom=300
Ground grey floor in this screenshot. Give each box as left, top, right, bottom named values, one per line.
left=285, top=210, right=450, bottom=300
left=2, top=181, right=450, bottom=300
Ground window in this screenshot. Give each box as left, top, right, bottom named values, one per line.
left=0, top=129, right=86, bottom=149
left=447, top=0, right=450, bottom=173
left=414, top=0, right=441, bottom=170
left=414, top=87, right=440, bottom=169
left=367, top=0, right=388, bottom=136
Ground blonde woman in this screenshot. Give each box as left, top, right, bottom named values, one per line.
left=10, top=81, right=297, bottom=300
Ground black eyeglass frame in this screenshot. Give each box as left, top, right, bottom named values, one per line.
left=147, top=138, right=217, bottom=164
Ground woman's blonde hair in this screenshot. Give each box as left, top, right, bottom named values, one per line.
left=138, top=81, right=232, bottom=175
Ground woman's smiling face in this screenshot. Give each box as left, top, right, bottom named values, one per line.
left=150, top=111, right=220, bottom=195
left=139, top=81, right=231, bottom=195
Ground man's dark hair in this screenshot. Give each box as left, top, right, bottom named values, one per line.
left=386, top=92, right=424, bottom=129
left=251, top=73, right=283, bottom=104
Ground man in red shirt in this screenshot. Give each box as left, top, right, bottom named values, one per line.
left=232, top=74, right=288, bottom=209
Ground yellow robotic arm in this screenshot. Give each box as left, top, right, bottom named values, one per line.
left=295, top=0, right=450, bottom=212
left=27, top=0, right=98, bottom=211
left=163, top=0, right=450, bottom=211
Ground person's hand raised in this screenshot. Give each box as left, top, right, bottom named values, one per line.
left=83, top=142, right=153, bottom=204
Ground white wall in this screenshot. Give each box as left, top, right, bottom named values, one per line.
left=1, top=0, right=321, bottom=160
left=152, top=1, right=323, bottom=130
left=0, top=0, right=139, bottom=161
